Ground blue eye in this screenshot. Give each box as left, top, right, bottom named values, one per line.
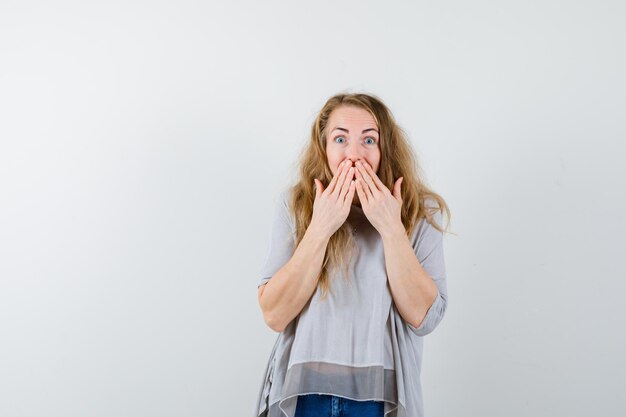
left=334, top=135, right=377, bottom=144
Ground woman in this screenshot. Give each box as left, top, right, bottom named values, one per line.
left=255, top=92, right=451, bottom=417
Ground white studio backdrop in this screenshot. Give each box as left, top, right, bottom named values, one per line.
left=1, top=1, right=624, bottom=416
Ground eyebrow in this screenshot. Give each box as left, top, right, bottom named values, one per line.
left=332, top=127, right=379, bottom=135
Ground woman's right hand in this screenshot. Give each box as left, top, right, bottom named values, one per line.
left=311, top=161, right=356, bottom=238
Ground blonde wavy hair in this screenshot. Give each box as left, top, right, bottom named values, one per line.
left=285, top=91, right=453, bottom=301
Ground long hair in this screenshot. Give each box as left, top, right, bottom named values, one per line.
left=285, top=91, right=453, bottom=301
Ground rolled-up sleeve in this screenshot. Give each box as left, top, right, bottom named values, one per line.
left=257, top=189, right=296, bottom=289
left=406, top=206, right=449, bottom=336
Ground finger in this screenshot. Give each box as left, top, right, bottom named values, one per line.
left=338, top=166, right=355, bottom=200
left=361, top=161, right=386, bottom=192
left=343, top=178, right=356, bottom=208
left=331, top=162, right=352, bottom=198
left=362, top=176, right=374, bottom=201
left=356, top=162, right=380, bottom=195
left=326, top=160, right=350, bottom=195
left=313, top=179, right=322, bottom=198
left=355, top=177, right=368, bottom=205
left=355, top=165, right=374, bottom=201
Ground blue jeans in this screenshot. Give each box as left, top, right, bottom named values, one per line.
left=294, top=393, right=384, bottom=417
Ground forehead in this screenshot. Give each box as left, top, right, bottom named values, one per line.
left=328, top=106, right=378, bottom=130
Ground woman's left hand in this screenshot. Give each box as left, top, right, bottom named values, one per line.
left=354, top=160, right=405, bottom=237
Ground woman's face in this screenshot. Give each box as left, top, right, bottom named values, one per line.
left=325, top=105, right=381, bottom=205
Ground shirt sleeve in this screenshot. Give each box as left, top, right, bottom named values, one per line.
left=257, top=189, right=296, bottom=288
left=405, top=204, right=449, bottom=336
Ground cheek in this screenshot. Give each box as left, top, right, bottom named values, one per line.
left=373, top=154, right=381, bottom=171
left=366, top=154, right=380, bottom=171
left=327, top=160, right=338, bottom=176
left=327, top=155, right=341, bottom=171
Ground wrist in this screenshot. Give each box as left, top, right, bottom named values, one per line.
left=306, top=221, right=332, bottom=242
left=380, top=222, right=407, bottom=241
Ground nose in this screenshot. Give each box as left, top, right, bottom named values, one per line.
left=344, top=150, right=366, bottom=167
left=343, top=158, right=363, bottom=168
